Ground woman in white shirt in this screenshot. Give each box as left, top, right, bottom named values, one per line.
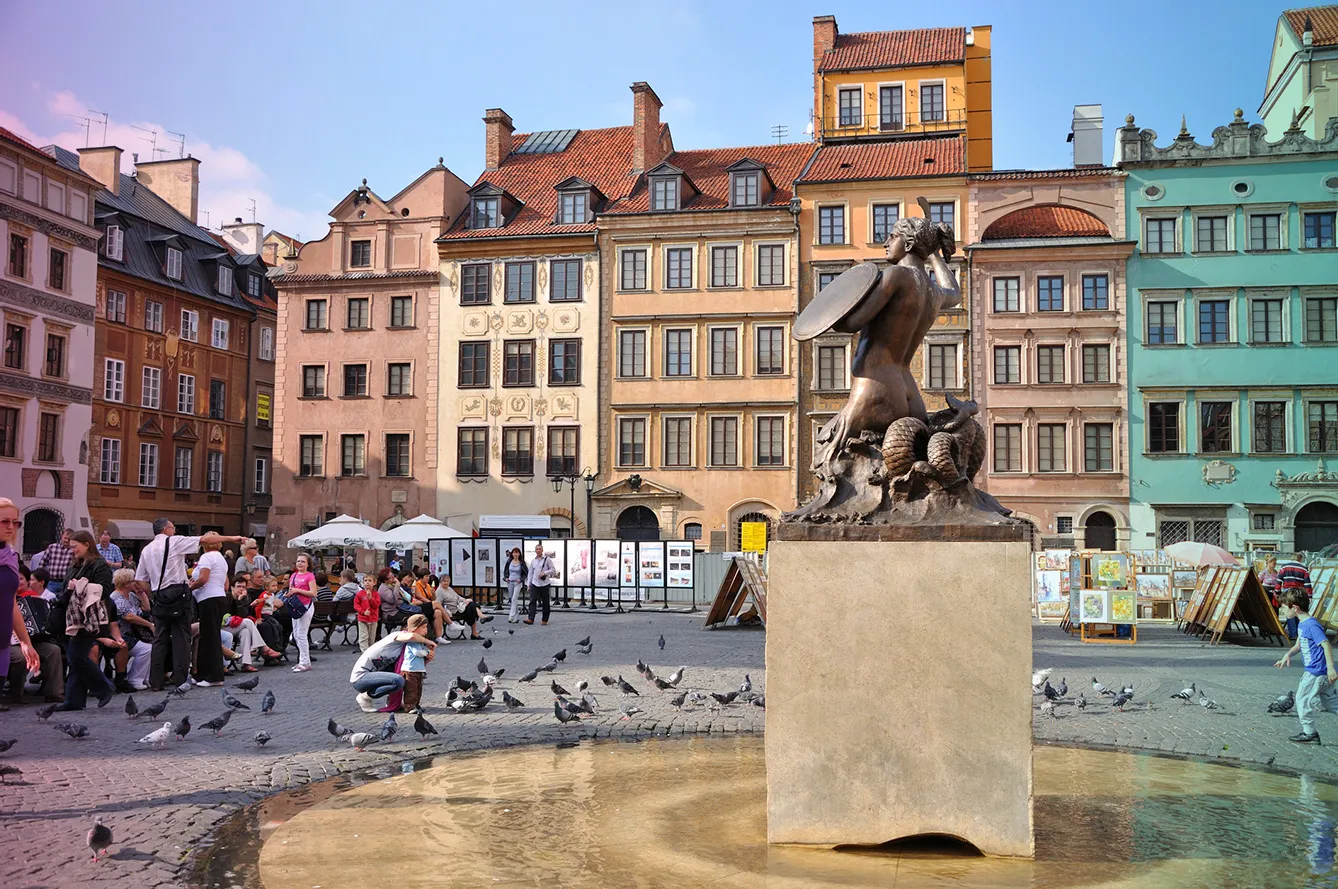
left=190, top=538, right=231, bottom=686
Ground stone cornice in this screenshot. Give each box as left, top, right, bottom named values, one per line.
left=1117, top=112, right=1338, bottom=166
left=0, top=279, right=96, bottom=324
left=0, top=370, right=92, bottom=404
left=0, top=201, right=100, bottom=250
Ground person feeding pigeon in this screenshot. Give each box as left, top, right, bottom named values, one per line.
left=1274, top=588, right=1338, bottom=745
left=349, top=618, right=437, bottom=713
left=398, top=614, right=435, bottom=711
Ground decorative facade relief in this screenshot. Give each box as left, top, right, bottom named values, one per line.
left=1118, top=112, right=1338, bottom=164
left=460, top=396, right=488, bottom=420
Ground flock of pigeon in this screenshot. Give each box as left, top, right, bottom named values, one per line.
left=1032, top=667, right=1296, bottom=718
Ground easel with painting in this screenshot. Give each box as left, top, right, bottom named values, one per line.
left=1068, top=552, right=1138, bottom=644
left=1179, top=565, right=1286, bottom=646
left=1306, top=565, right=1338, bottom=633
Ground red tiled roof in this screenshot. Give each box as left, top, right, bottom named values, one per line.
left=819, top=26, right=965, bottom=72
left=982, top=205, right=1110, bottom=240
left=797, top=136, right=965, bottom=183
left=439, top=125, right=652, bottom=241
left=605, top=143, right=815, bottom=214
left=971, top=167, right=1121, bottom=181
left=1285, top=6, right=1338, bottom=47
left=0, top=126, right=42, bottom=154
left=274, top=268, right=437, bottom=283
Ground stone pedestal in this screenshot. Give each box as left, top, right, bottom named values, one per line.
left=765, top=523, right=1034, bottom=857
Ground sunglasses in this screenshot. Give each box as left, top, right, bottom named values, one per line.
left=0, top=518, right=22, bottom=528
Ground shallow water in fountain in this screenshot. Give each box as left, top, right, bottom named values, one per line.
left=222, top=736, right=1338, bottom=889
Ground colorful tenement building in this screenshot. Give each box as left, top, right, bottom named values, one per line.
left=1260, top=6, right=1338, bottom=141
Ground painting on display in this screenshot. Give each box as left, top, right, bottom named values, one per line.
left=666, top=541, right=694, bottom=588
left=1070, top=584, right=1082, bottom=621
left=1095, top=554, right=1130, bottom=588
left=1172, top=569, right=1199, bottom=589
left=1080, top=589, right=1109, bottom=623
left=1110, top=592, right=1136, bottom=624
left=1038, top=601, right=1069, bottom=620
left=427, top=539, right=451, bottom=579
left=566, top=540, right=592, bottom=588
left=474, top=539, right=497, bottom=587
left=1036, top=570, right=1064, bottom=603
left=1136, top=573, right=1171, bottom=597
left=1069, top=554, right=1085, bottom=589
left=1036, top=553, right=1050, bottom=572
left=593, top=540, right=621, bottom=588
left=450, top=539, right=474, bottom=587
left=639, top=541, right=666, bottom=588
left=1044, top=550, right=1072, bottom=570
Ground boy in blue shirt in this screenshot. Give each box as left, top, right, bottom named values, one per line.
left=1276, top=588, right=1338, bottom=744
left=398, top=614, right=435, bottom=711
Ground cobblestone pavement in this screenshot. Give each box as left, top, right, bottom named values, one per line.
left=4, top=613, right=1338, bottom=889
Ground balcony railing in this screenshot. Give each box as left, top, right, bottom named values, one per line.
left=819, top=107, right=968, bottom=141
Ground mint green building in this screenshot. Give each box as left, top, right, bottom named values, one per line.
left=1117, top=112, right=1338, bottom=554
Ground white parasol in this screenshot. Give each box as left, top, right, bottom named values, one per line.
left=379, top=514, right=469, bottom=549
left=286, top=514, right=386, bottom=550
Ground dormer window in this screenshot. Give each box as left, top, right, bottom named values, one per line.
left=248, top=273, right=261, bottom=298
left=558, top=192, right=587, bottom=225
left=166, top=247, right=183, bottom=280
left=472, top=197, right=500, bottom=229
left=651, top=177, right=679, bottom=211
left=731, top=172, right=760, bottom=207
left=217, top=265, right=233, bottom=295
left=104, top=224, right=124, bottom=260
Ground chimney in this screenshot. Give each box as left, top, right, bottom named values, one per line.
left=813, top=15, right=838, bottom=71
left=77, top=146, right=123, bottom=196
left=483, top=109, right=514, bottom=172
left=134, top=155, right=201, bottom=223
left=631, top=82, right=665, bottom=174
left=1070, top=104, right=1104, bottom=167
left=221, top=217, right=264, bottom=255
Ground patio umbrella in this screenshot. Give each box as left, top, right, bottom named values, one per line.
left=1164, top=541, right=1239, bottom=567
left=286, top=514, right=386, bottom=550
left=379, top=514, right=469, bottom=549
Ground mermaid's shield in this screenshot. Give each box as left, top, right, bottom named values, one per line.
left=793, top=262, right=881, bottom=341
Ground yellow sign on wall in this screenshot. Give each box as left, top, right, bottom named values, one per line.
left=741, top=522, right=768, bottom=553
left=256, top=392, right=271, bottom=422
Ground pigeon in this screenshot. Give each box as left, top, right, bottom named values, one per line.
left=600, top=675, right=618, bottom=687
left=1198, top=691, right=1220, bottom=711
left=643, top=665, right=657, bottom=682
left=413, top=710, right=438, bottom=740
left=636, top=659, right=648, bottom=677
left=539, top=660, right=558, bottom=673
left=1092, top=678, right=1115, bottom=697
left=1033, top=668, right=1054, bottom=690
left=53, top=722, right=90, bottom=739
left=493, top=668, right=505, bottom=680
left=138, top=721, right=173, bottom=747
left=1043, top=681, right=1060, bottom=702
left=553, top=649, right=567, bottom=663
left=1040, top=700, right=1056, bottom=718
left=752, top=695, right=766, bottom=710
left=221, top=690, right=251, bottom=711
left=1112, top=691, right=1134, bottom=711
left=576, top=679, right=588, bottom=694
left=667, top=667, right=685, bottom=686
left=1171, top=682, right=1196, bottom=702
left=202, top=710, right=234, bottom=736
left=502, top=690, right=524, bottom=710
left=1057, top=678, right=1068, bottom=698
left=1268, top=691, right=1296, bottom=715
left=379, top=713, right=398, bottom=742
left=577, top=642, right=593, bottom=655
left=446, top=687, right=459, bottom=706
left=740, top=675, right=752, bottom=695
left=477, top=657, right=489, bottom=676
left=0, top=764, right=21, bottom=783
left=617, top=676, right=640, bottom=696
left=576, top=636, right=591, bottom=647
left=171, top=680, right=192, bottom=698
left=508, top=628, right=514, bottom=635
left=559, top=698, right=584, bottom=716
left=670, top=691, right=687, bottom=709
left=482, top=638, right=493, bottom=649
left=453, top=687, right=493, bottom=712
left=454, top=676, right=475, bottom=692
left=125, top=695, right=138, bottom=719
left=348, top=732, right=377, bottom=751
left=86, top=818, right=113, bottom=863
left=1076, top=694, right=1088, bottom=711
left=261, top=690, right=276, bottom=715
left=173, top=715, right=191, bottom=740
left=554, top=700, right=580, bottom=724
left=1120, top=683, right=1135, bottom=698
left=653, top=678, right=674, bottom=690
left=711, top=691, right=739, bottom=707
left=658, top=634, right=665, bottom=650
left=619, top=704, right=644, bottom=720
left=253, top=731, right=272, bottom=747
left=519, top=669, right=539, bottom=683
left=579, top=693, right=599, bottom=714
left=36, top=703, right=58, bottom=721
left=328, top=717, right=353, bottom=741
left=0, top=739, right=14, bottom=754
left=139, top=698, right=169, bottom=719
left=233, top=674, right=260, bottom=693
left=551, top=681, right=571, bottom=697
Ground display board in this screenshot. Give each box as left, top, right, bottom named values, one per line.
left=1205, top=566, right=1284, bottom=646
left=593, top=540, right=620, bottom=588
left=740, top=522, right=768, bottom=553
left=638, top=541, right=665, bottom=588
left=705, top=556, right=767, bottom=628
left=474, top=539, right=497, bottom=588
left=450, top=539, right=474, bottom=588
left=566, top=540, right=592, bottom=588
left=424, top=537, right=695, bottom=597
left=427, top=539, right=450, bottom=579
left=1309, top=565, right=1338, bottom=629
left=496, top=538, right=524, bottom=588
left=666, top=541, right=694, bottom=588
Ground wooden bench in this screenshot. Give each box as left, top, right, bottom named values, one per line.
left=307, top=600, right=339, bottom=651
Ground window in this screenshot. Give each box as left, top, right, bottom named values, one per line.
left=49, top=248, right=67, bottom=291
left=1082, top=344, right=1110, bottom=383
left=548, top=338, right=580, bottom=385
left=620, top=249, right=647, bottom=290
left=350, top=239, right=372, bottom=267
left=546, top=427, right=578, bottom=476
left=1148, top=402, right=1180, bottom=453
left=1253, top=513, right=1276, bottom=531
left=144, top=300, right=163, bottom=333
left=140, top=367, right=161, bottom=409
left=558, top=192, right=587, bottom=225
left=666, top=247, right=693, bottom=289
left=618, top=418, right=646, bottom=467
left=731, top=172, right=760, bottom=207
left=1310, top=402, right=1338, bottom=453
left=710, top=416, right=739, bottom=466
left=346, top=297, right=370, bottom=329
left=994, top=346, right=1020, bottom=384
left=993, top=424, right=1022, bottom=472
left=7, top=232, right=27, bottom=277
left=1249, top=214, right=1282, bottom=251
left=457, top=428, right=488, bottom=476
left=253, top=456, right=269, bottom=494
left=165, top=247, right=182, bottom=280
left=1037, top=276, right=1064, bottom=312
left=871, top=204, right=900, bottom=243
left=138, top=443, right=158, bottom=487
left=103, top=358, right=124, bottom=402
left=301, top=365, right=326, bottom=398
left=180, top=310, right=199, bottom=343
left=501, top=427, right=533, bottom=476
left=550, top=259, right=582, bottom=302
left=460, top=264, right=491, bottom=305
left=757, top=244, right=785, bottom=286
left=209, top=379, right=226, bottom=419
left=817, top=344, right=847, bottom=390
left=1084, top=423, right=1114, bottom=472
left=177, top=374, right=195, bottom=414
left=1198, top=300, right=1230, bottom=344
left=259, top=326, right=274, bottom=360
left=651, top=177, right=679, bottom=211
left=385, top=434, right=411, bottom=477
left=217, top=265, right=233, bottom=295
left=247, top=273, right=261, bottom=298
left=3, top=323, right=23, bottom=369
left=710, top=328, right=738, bottom=376
left=927, top=343, right=957, bottom=389
left=1037, top=424, right=1067, bottom=472
left=1308, top=297, right=1338, bottom=342
left=838, top=87, right=862, bottom=126
left=104, top=224, right=123, bottom=260
left=340, top=434, right=365, bottom=476
left=36, top=412, right=58, bottom=462
left=709, top=246, right=738, bottom=288
left=879, top=84, right=904, bottom=128
left=206, top=451, right=223, bottom=492
left=818, top=206, right=845, bottom=245
left=993, top=277, right=1020, bottom=313
left=664, top=417, right=693, bottom=467
left=105, top=289, right=127, bottom=324
left=503, top=340, right=535, bottom=387
left=1036, top=345, right=1065, bottom=384
left=174, top=447, right=193, bottom=490
left=1200, top=402, right=1233, bottom=453
left=756, top=416, right=785, bottom=466
left=1254, top=401, right=1287, bottom=453
left=927, top=202, right=955, bottom=231
left=817, top=271, right=839, bottom=292
left=387, top=362, right=411, bottom=396
left=1195, top=215, right=1229, bottom=252
left=684, top=522, right=703, bottom=541
left=1304, top=211, right=1336, bottom=248
left=458, top=342, right=489, bottom=388
left=504, top=261, right=535, bottom=303
left=920, top=82, right=945, bottom=122
left=664, top=329, right=693, bottom=377
left=343, top=363, right=368, bottom=397
left=299, top=435, right=324, bottom=477
left=1145, top=218, right=1177, bottom=253
left=0, top=407, right=15, bottom=459
left=471, top=197, right=500, bottom=229
left=380, top=294, right=412, bottom=328
left=756, top=326, right=784, bottom=375
left=304, top=299, right=327, bottom=330
left=1250, top=298, right=1284, bottom=343
left=1080, top=274, right=1109, bottom=311
left=44, top=333, right=65, bottom=377
left=1147, top=301, right=1179, bottom=344
left=619, top=330, right=646, bottom=378
left=210, top=317, right=230, bottom=350
left=99, top=437, right=121, bottom=484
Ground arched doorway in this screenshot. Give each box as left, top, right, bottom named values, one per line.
left=1295, top=501, right=1338, bottom=553
left=616, top=506, right=661, bottom=541
left=22, top=507, right=64, bottom=557
left=1085, top=511, right=1117, bottom=551
left=732, top=511, right=774, bottom=551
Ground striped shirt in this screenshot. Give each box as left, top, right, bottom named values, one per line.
left=1279, top=562, right=1313, bottom=595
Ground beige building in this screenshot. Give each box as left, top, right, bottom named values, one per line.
left=271, top=162, right=470, bottom=564
left=593, top=143, right=812, bottom=548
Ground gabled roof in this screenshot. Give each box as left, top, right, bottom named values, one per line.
left=468, top=180, right=516, bottom=199
left=553, top=175, right=607, bottom=201
left=797, top=136, right=964, bottom=183
left=605, top=142, right=814, bottom=214
left=0, top=126, right=41, bottom=153
left=982, top=206, right=1110, bottom=240
left=1285, top=6, right=1338, bottom=47
left=818, top=26, right=966, bottom=72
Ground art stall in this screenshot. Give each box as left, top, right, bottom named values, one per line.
left=1130, top=550, right=1177, bottom=621
left=1064, top=552, right=1138, bottom=644
left=1032, top=550, right=1072, bottom=622
left=1177, top=565, right=1285, bottom=646
left=1306, top=563, right=1338, bottom=633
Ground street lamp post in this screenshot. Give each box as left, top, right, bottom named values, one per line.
left=550, top=466, right=594, bottom=607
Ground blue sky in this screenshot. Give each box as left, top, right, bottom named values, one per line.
left=0, top=0, right=1294, bottom=239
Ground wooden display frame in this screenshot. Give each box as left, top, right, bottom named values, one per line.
left=1070, top=553, right=1138, bottom=644
left=1180, top=565, right=1285, bottom=646
left=1310, top=566, right=1338, bottom=631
